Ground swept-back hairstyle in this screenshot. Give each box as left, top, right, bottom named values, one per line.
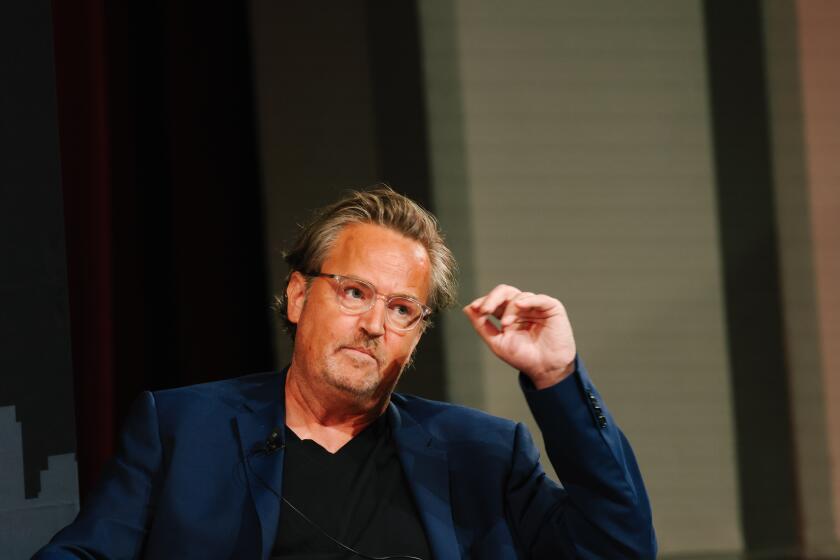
left=276, top=185, right=458, bottom=338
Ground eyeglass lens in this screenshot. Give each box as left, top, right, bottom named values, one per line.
left=335, top=277, right=423, bottom=329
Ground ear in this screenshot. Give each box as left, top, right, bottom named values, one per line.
left=286, top=271, right=307, bottom=324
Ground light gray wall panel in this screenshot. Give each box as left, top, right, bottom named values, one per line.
left=421, top=1, right=742, bottom=555
left=0, top=407, right=78, bottom=559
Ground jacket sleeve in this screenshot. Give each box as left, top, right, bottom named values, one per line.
left=505, top=357, right=657, bottom=559
left=32, top=391, right=163, bottom=560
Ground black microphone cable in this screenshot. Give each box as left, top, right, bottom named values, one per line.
left=281, top=496, right=424, bottom=560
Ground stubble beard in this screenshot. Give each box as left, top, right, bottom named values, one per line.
left=319, top=343, right=416, bottom=402
left=322, top=351, right=383, bottom=400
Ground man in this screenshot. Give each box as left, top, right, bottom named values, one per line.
left=36, top=186, right=656, bottom=559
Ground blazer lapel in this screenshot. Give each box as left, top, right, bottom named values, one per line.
left=389, top=403, right=461, bottom=559
left=234, top=372, right=287, bottom=560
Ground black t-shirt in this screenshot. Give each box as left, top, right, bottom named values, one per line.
left=271, top=414, right=433, bottom=560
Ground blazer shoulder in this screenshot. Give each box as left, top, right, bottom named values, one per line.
left=392, top=392, right=519, bottom=442
left=151, top=371, right=281, bottom=419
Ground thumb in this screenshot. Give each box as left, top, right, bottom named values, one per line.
left=463, top=304, right=501, bottom=348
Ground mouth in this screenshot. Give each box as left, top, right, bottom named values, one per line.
left=341, top=346, right=378, bottom=363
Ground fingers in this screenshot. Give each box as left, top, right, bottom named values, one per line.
left=509, top=293, right=564, bottom=316
left=463, top=302, right=502, bottom=344
left=464, top=285, right=520, bottom=347
left=465, top=284, right=575, bottom=378
left=467, top=284, right=521, bottom=318
left=499, top=291, right=535, bottom=327
left=465, top=285, right=565, bottom=331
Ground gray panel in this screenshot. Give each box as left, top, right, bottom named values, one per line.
left=0, top=407, right=79, bottom=559
left=419, top=1, right=484, bottom=408
left=421, top=0, right=742, bottom=555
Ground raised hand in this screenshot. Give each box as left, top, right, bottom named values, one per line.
left=464, top=284, right=577, bottom=389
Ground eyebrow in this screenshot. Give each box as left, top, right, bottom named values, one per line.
left=343, top=273, right=425, bottom=303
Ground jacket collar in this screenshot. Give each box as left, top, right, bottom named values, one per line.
left=388, top=400, right=461, bottom=560
left=234, top=369, right=287, bottom=560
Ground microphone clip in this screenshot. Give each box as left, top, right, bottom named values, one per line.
left=255, top=427, right=284, bottom=456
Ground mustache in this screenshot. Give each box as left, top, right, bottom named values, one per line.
left=339, top=336, right=382, bottom=361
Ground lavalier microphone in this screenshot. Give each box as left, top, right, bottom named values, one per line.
left=253, top=427, right=284, bottom=456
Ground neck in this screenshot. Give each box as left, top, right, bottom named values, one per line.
left=284, top=362, right=389, bottom=453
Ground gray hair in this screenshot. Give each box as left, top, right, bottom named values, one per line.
left=275, top=185, right=458, bottom=338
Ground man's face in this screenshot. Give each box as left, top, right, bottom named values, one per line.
left=286, top=223, right=431, bottom=402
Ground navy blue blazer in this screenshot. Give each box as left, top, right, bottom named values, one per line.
left=35, top=360, right=656, bottom=559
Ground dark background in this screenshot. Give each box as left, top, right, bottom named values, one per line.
left=0, top=0, right=75, bottom=502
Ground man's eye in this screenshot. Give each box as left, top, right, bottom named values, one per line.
left=394, top=305, right=410, bottom=316
left=345, top=287, right=365, bottom=299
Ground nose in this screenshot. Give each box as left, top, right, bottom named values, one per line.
left=358, top=297, right=387, bottom=337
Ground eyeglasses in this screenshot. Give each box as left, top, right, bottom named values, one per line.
left=305, top=272, right=431, bottom=332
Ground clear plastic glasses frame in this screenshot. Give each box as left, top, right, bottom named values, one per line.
left=305, top=272, right=431, bottom=332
